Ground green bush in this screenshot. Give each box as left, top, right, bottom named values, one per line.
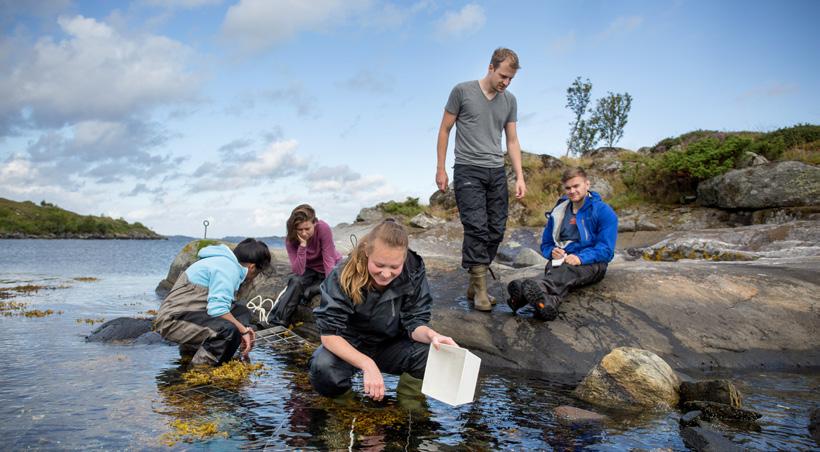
left=747, top=123, right=820, bottom=160
left=380, top=197, right=424, bottom=218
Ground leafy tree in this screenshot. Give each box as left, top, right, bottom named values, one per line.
left=591, top=91, right=633, bottom=149
left=565, top=77, right=597, bottom=155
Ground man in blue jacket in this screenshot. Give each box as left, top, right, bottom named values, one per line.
left=507, top=167, right=618, bottom=320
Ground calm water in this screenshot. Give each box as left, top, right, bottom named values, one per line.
left=0, top=239, right=817, bottom=450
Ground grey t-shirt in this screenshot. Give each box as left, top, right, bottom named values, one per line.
left=445, top=80, right=517, bottom=168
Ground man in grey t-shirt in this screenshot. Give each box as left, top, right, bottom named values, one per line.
left=435, top=47, right=527, bottom=312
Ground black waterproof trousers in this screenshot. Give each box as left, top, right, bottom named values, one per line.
left=454, top=164, right=509, bottom=269
left=269, top=269, right=324, bottom=327
left=308, top=338, right=429, bottom=397
left=175, top=304, right=251, bottom=364
left=531, top=262, right=608, bottom=307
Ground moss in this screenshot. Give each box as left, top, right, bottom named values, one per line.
left=76, top=318, right=106, bottom=325
left=22, top=309, right=62, bottom=318
left=73, top=277, right=99, bottom=282
left=194, top=240, right=222, bottom=254
left=143, top=309, right=158, bottom=316
left=379, top=197, right=424, bottom=218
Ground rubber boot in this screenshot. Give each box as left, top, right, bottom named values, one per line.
left=330, top=389, right=356, bottom=407
left=506, top=279, right=527, bottom=313
left=467, top=276, right=496, bottom=305
left=469, top=265, right=493, bottom=312
left=191, top=345, right=219, bottom=366
left=396, top=373, right=428, bottom=415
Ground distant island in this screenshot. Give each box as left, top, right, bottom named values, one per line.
left=0, top=198, right=162, bottom=239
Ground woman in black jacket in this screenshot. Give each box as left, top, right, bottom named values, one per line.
left=309, top=220, right=457, bottom=401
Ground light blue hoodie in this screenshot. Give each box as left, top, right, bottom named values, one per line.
left=184, top=244, right=248, bottom=317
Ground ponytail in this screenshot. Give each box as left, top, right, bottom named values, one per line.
left=339, top=220, right=408, bottom=304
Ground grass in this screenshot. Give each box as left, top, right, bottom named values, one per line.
left=379, top=197, right=425, bottom=218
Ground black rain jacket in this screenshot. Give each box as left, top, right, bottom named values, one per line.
left=313, top=249, right=432, bottom=349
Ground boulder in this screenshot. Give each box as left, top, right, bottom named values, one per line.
left=155, top=239, right=232, bottom=298
left=573, top=347, right=681, bottom=410
left=697, top=161, right=820, bottom=209
left=409, top=213, right=445, bottom=229
left=589, top=177, right=613, bottom=200
left=513, top=247, right=548, bottom=268
left=679, top=379, right=742, bottom=408
left=86, top=318, right=153, bottom=343
left=679, top=410, right=703, bottom=427
left=681, top=424, right=743, bottom=452
left=736, top=151, right=769, bottom=168
left=429, top=185, right=457, bottom=211
left=553, top=405, right=609, bottom=424
left=356, top=207, right=385, bottom=223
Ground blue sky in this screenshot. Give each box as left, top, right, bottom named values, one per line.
left=1, top=0, right=818, bottom=237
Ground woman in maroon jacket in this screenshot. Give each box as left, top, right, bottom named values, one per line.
left=269, top=204, right=342, bottom=326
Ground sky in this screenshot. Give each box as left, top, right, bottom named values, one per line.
left=0, top=0, right=818, bottom=237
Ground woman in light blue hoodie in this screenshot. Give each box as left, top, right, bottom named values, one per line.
left=155, top=238, right=271, bottom=365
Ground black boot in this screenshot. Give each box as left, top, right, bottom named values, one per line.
left=506, top=279, right=527, bottom=313
left=522, top=279, right=560, bottom=321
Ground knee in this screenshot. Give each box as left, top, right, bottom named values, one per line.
left=309, top=347, right=353, bottom=397
left=407, top=342, right=429, bottom=379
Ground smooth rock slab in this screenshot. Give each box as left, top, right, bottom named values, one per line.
left=681, top=424, right=743, bottom=452
left=574, top=347, right=681, bottom=410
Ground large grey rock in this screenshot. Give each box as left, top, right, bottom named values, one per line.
left=86, top=318, right=153, bottom=343
left=679, top=379, right=742, bottom=408
left=155, top=239, right=232, bottom=298
left=409, top=213, right=445, bottom=229
left=698, top=161, right=820, bottom=209
left=589, top=177, right=613, bottom=200
left=573, top=347, right=681, bottom=410
left=737, top=151, right=769, bottom=168
left=513, top=247, right=548, bottom=268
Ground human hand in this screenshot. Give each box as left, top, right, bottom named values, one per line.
left=297, top=233, right=308, bottom=247
left=565, top=255, right=581, bottom=266
left=240, top=327, right=255, bottom=357
left=515, top=179, right=527, bottom=199
left=430, top=334, right=457, bottom=350
left=362, top=362, right=385, bottom=401
left=551, top=248, right=566, bottom=260
left=436, top=169, right=449, bottom=192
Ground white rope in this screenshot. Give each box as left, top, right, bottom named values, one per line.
left=348, top=416, right=356, bottom=452
left=246, top=294, right=275, bottom=325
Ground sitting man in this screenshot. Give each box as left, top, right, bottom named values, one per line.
left=507, top=167, right=618, bottom=320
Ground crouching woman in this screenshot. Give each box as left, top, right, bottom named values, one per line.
left=309, top=220, right=457, bottom=401
left=154, top=238, right=271, bottom=366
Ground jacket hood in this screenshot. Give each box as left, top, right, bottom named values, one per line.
left=553, top=191, right=603, bottom=210
left=198, top=244, right=240, bottom=264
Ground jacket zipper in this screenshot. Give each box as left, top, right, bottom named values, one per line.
left=391, top=299, right=395, bottom=318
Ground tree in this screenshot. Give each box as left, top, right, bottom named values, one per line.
left=565, top=77, right=596, bottom=155
left=591, top=91, right=633, bottom=149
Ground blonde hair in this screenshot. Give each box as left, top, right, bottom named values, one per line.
left=339, top=220, right=408, bottom=304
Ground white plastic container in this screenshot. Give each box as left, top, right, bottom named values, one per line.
left=421, top=344, right=481, bottom=406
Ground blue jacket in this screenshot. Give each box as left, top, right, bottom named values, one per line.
left=540, top=191, right=618, bottom=265
left=185, top=244, right=248, bottom=317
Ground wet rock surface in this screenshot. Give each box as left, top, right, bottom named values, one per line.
left=681, top=423, right=743, bottom=452
left=573, top=347, right=681, bottom=410
left=679, top=379, right=743, bottom=408
left=810, top=407, right=820, bottom=445
left=681, top=401, right=762, bottom=424
left=86, top=317, right=153, bottom=343
left=553, top=405, right=609, bottom=424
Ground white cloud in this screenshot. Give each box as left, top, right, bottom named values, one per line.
left=221, top=0, right=371, bottom=53
left=737, top=82, right=799, bottom=101
left=337, top=70, right=395, bottom=94
left=549, top=31, right=576, bottom=55
left=140, top=0, right=223, bottom=9
left=598, top=15, right=643, bottom=39
left=0, top=15, right=198, bottom=132
left=435, top=3, right=485, bottom=38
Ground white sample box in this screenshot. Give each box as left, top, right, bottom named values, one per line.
left=421, top=344, right=481, bottom=406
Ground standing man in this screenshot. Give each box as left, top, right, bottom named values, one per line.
left=436, top=48, right=527, bottom=312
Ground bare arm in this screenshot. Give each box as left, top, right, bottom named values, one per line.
left=411, top=325, right=458, bottom=350
left=505, top=122, right=527, bottom=199
left=220, top=311, right=255, bottom=357
left=321, top=335, right=385, bottom=400
left=436, top=110, right=457, bottom=192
